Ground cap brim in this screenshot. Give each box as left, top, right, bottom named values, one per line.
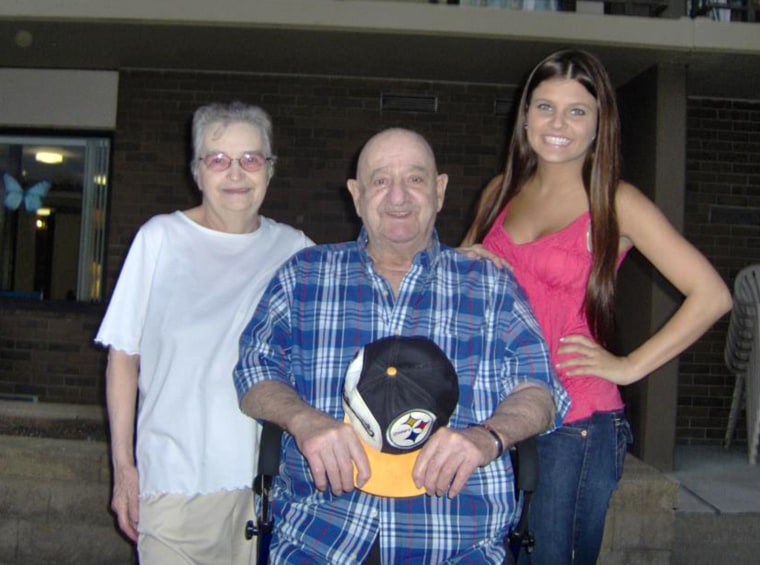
left=344, top=416, right=426, bottom=498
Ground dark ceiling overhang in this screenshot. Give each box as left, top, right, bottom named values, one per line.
left=1, top=3, right=759, bottom=99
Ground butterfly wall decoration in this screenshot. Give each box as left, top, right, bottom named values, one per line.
left=2, top=173, right=51, bottom=213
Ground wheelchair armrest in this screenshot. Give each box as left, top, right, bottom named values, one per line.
left=512, top=435, right=538, bottom=493
left=256, top=421, right=284, bottom=490
left=506, top=435, right=539, bottom=558
left=245, top=421, right=283, bottom=542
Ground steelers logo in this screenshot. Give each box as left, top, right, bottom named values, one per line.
left=386, top=410, right=437, bottom=451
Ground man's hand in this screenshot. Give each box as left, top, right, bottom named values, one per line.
left=412, top=385, right=556, bottom=498
left=241, top=381, right=371, bottom=495
left=412, top=427, right=495, bottom=498
left=290, top=410, right=371, bottom=496
left=111, top=463, right=139, bottom=541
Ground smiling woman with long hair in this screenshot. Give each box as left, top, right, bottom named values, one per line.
left=462, top=49, right=732, bottom=565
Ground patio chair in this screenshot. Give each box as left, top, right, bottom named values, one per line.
left=246, top=421, right=538, bottom=564
left=723, top=263, right=760, bottom=464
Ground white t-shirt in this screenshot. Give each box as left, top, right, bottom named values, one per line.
left=95, top=211, right=312, bottom=496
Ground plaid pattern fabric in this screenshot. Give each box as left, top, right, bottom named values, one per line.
left=234, top=228, right=569, bottom=564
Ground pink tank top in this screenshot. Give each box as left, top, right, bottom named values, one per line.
left=483, top=205, right=624, bottom=423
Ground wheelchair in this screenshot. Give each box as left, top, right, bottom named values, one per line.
left=246, top=422, right=538, bottom=564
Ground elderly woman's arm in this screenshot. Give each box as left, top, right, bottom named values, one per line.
left=106, top=348, right=140, bottom=542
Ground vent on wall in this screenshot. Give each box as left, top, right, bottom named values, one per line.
left=709, top=205, right=760, bottom=226
left=381, top=93, right=437, bottom=113
left=494, top=97, right=514, bottom=117
left=0, top=393, right=39, bottom=402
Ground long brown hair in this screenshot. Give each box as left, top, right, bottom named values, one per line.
left=464, top=49, right=621, bottom=345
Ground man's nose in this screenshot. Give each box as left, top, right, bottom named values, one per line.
left=387, top=178, right=407, bottom=202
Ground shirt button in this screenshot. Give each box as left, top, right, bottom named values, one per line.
left=370, top=509, right=378, bottom=518
left=580, top=430, right=588, bottom=438
left=394, top=328, right=401, bottom=335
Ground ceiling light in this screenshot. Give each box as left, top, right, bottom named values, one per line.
left=14, top=30, right=33, bottom=49
left=35, top=152, right=63, bottom=164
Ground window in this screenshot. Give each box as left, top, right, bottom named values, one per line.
left=0, top=135, right=109, bottom=302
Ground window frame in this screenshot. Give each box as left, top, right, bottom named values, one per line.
left=0, top=130, right=111, bottom=304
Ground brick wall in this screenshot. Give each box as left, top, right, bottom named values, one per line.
left=678, top=97, right=760, bottom=444
left=2, top=70, right=757, bottom=449
left=105, top=70, right=515, bottom=294
left=2, top=69, right=514, bottom=405
left=0, top=303, right=106, bottom=403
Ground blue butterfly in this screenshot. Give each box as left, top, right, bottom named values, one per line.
left=2, top=173, right=51, bottom=213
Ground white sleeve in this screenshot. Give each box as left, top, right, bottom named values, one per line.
left=94, top=219, right=163, bottom=355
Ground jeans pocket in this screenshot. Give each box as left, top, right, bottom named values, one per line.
left=614, top=417, right=633, bottom=482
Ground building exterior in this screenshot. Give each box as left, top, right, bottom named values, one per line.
left=0, top=0, right=758, bottom=471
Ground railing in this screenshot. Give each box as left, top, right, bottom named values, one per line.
left=429, top=0, right=667, bottom=14
left=690, top=0, right=757, bottom=20
left=425, top=0, right=758, bottom=20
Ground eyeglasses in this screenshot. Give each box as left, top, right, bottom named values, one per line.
left=199, top=152, right=277, bottom=173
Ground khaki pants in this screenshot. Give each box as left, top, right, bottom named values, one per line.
left=138, top=489, right=257, bottom=565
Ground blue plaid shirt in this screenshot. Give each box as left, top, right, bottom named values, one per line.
left=234, top=228, right=569, bottom=564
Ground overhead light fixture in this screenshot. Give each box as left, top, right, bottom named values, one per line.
left=35, top=152, right=63, bottom=165
left=14, top=30, right=34, bottom=49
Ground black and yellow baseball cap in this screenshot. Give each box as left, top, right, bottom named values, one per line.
left=342, top=335, right=459, bottom=497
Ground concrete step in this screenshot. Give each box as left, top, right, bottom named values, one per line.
left=1, top=437, right=679, bottom=565
left=598, top=455, right=679, bottom=565
left=0, top=435, right=109, bottom=483
left=668, top=444, right=760, bottom=565
left=0, top=476, right=114, bottom=526
left=11, top=402, right=749, bottom=565
left=0, top=434, right=133, bottom=564
left=672, top=512, right=760, bottom=565
left=0, top=519, right=134, bottom=565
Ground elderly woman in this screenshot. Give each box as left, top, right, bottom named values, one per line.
left=95, top=102, right=312, bottom=564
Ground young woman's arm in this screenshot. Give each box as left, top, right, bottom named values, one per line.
left=557, top=182, right=732, bottom=385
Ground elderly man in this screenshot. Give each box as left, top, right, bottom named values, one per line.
left=233, top=128, right=569, bottom=564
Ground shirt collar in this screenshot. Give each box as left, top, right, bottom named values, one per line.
left=356, top=226, right=441, bottom=272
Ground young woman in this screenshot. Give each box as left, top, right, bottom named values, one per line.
left=462, top=49, right=732, bottom=565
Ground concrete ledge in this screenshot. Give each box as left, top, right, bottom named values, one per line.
left=1, top=519, right=134, bottom=565
left=599, top=455, right=679, bottom=565
left=0, top=477, right=113, bottom=525
left=2, top=424, right=757, bottom=564
left=673, top=513, right=760, bottom=565
left=0, top=403, right=681, bottom=564
left=0, top=401, right=106, bottom=442
left=0, top=434, right=133, bottom=564
left=0, top=427, right=680, bottom=565
left=0, top=435, right=110, bottom=483
left=0, top=400, right=103, bottom=421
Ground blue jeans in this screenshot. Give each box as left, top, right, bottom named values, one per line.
left=518, top=411, right=632, bottom=565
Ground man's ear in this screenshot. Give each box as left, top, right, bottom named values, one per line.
left=435, top=173, right=448, bottom=212
left=347, top=179, right=362, bottom=216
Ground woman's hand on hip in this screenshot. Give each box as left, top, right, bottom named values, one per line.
left=556, top=334, right=638, bottom=385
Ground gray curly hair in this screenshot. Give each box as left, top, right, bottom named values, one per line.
left=190, top=101, right=275, bottom=182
